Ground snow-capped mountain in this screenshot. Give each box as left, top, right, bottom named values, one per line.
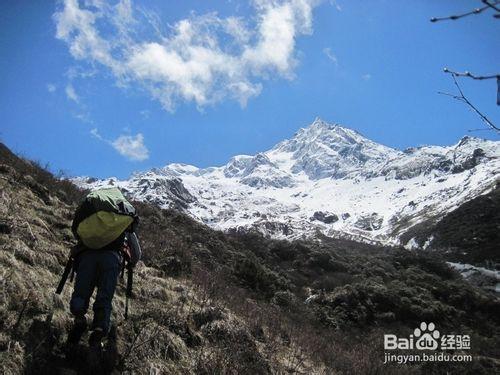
left=74, top=118, right=500, bottom=246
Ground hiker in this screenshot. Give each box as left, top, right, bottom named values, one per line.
left=62, top=188, right=141, bottom=348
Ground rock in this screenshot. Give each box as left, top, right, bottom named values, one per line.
left=255, top=221, right=293, bottom=236
left=452, top=147, right=486, bottom=173
left=354, top=213, right=383, bottom=231
left=0, top=221, right=12, bottom=234
left=311, top=211, right=339, bottom=224
left=139, top=177, right=196, bottom=210
left=240, top=174, right=295, bottom=189
left=238, top=154, right=296, bottom=188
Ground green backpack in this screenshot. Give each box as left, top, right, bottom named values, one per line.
left=72, top=187, right=137, bottom=249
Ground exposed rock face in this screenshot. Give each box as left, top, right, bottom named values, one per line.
left=311, top=211, right=339, bottom=224
left=354, top=213, right=384, bottom=231
left=452, top=147, right=487, bottom=173
left=132, top=176, right=196, bottom=210
left=251, top=221, right=294, bottom=237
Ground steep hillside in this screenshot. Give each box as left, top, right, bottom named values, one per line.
left=75, top=119, right=500, bottom=246
left=1, top=142, right=500, bottom=374
left=400, top=184, right=500, bottom=264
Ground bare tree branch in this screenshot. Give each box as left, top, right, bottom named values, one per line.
left=443, top=68, right=500, bottom=106
left=466, top=128, right=496, bottom=133
left=483, top=0, right=500, bottom=14
left=430, top=1, right=500, bottom=22
left=437, top=91, right=464, bottom=101
left=439, top=73, right=499, bottom=132
left=498, top=77, right=500, bottom=106
left=443, top=68, right=499, bottom=81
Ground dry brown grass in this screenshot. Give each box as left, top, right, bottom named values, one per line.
left=0, top=161, right=327, bottom=374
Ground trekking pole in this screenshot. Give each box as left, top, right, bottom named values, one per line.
left=125, top=295, right=129, bottom=320
left=125, top=264, right=133, bottom=319
left=55, top=257, right=73, bottom=294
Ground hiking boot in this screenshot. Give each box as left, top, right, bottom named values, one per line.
left=67, top=316, right=87, bottom=345
left=89, top=327, right=105, bottom=349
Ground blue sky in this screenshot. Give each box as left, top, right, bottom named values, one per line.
left=0, top=0, right=498, bottom=179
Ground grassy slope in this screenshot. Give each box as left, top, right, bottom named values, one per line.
left=0, top=142, right=499, bottom=374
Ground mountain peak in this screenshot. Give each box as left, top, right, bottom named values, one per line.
left=308, top=117, right=343, bottom=133
left=267, top=118, right=401, bottom=180
left=310, top=116, right=332, bottom=128
left=297, top=118, right=369, bottom=146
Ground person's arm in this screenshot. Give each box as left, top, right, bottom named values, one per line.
left=71, top=210, right=83, bottom=240
left=127, top=231, right=142, bottom=267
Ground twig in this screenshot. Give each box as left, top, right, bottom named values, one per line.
left=122, top=322, right=148, bottom=360
left=443, top=68, right=499, bottom=81
left=437, top=91, right=462, bottom=100
left=38, top=219, right=55, bottom=239
left=444, top=68, right=500, bottom=106
left=439, top=73, right=499, bottom=132
left=483, top=0, right=500, bottom=14
left=497, top=76, right=500, bottom=105
left=443, top=68, right=500, bottom=94
left=467, top=128, right=495, bottom=132
left=430, top=1, right=500, bottom=22
left=13, top=298, right=29, bottom=332
left=25, top=221, right=37, bottom=242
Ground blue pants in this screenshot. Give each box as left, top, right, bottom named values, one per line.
left=70, top=250, right=122, bottom=333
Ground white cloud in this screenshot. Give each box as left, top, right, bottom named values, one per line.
left=47, top=83, right=57, bottom=93
left=53, top=0, right=318, bottom=111
left=323, top=47, right=338, bottom=66
left=113, top=0, right=135, bottom=35
left=242, top=0, right=314, bottom=77
left=112, top=133, right=149, bottom=161
left=74, top=111, right=93, bottom=124
left=329, top=0, right=342, bottom=11
left=90, top=128, right=149, bottom=161
left=54, top=0, right=119, bottom=73
left=362, top=73, right=371, bottom=81
left=90, top=127, right=103, bottom=140
left=65, top=84, right=79, bottom=102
